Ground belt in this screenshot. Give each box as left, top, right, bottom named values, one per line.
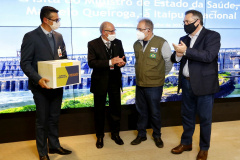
left=184, top=76, right=190, bottom=80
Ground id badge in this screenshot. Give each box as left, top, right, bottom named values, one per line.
left=110, top=65, right=114, bottom=70
left=58, top=46, right=62, bottom=57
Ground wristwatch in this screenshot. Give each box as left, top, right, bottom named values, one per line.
left=183, top=50, right=186, bottom=56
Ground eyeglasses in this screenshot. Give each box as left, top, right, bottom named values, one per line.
left=136, top=28, right=149, bottom=32
left=104, top=29, right=116, bottom=33
left=48, top=18, right=61, bottom=23
left=183, top=19, right=198, bottom=25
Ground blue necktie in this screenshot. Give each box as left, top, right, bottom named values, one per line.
left=46, top=33, right=54, bottom=54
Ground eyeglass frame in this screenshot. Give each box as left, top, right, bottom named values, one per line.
left=136, top=28, right=150, bottom=32
left=183, top=19, right=198, bottom=25
left=104, top=29, right=116, bottom=33
left=48, top=18, right=61, bottom=23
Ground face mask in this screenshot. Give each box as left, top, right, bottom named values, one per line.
left=184, top=19, right=199, bottom=34
left=136, top=30, right=146, bottom=40
left=107, top=34, right=116, bottom=41
left=48, top=21, right=60, bottom=30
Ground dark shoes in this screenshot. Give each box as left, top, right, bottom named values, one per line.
left=39, top=155, right=50, bottom=160
left=40, top=147, right=71, bottom=159
left=96, top=137, right=104, bottom=149
left=49, top=147, right=72, bottom=155
left=131, top=136, right=147, bottom=145
left=171, top=144, right=192, bottom=154
left=196, top=150, right=208, bottom=160
left=96, top=136, right=124, bottom=148
left=111, top=135, right=124, bottom=145
left=153, top=137, right=164, bottom=148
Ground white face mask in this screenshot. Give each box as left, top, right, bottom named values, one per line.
left=136, top=30, right=146, bottom=40
left=49, top=21, right=60, bottom=30
left=107, top=34, right=116, bottom=41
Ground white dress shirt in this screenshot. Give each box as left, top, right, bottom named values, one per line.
left=40, top=25, right=52, bottom=35
left=175, top=27, right=203, bottom=77
left=101, top=36, right=113, bottom=66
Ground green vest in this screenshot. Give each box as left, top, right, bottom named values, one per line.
left=134, top=35, right=166, bottom=87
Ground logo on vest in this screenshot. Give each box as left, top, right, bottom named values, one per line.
left=150, top=53, right=157, bottom=59
left=150, top=47, right=158, bottom=53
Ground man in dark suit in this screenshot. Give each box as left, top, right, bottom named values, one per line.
left=88, top=21, right=126, bottom=149
left=170, top=10, right=221, bottom=160
left=20, top=6, right=72, bottom=160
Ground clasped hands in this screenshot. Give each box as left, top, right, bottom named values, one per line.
left=172, top=41, right=187, bottom=57
left=111, top=56, right=126, bottom=67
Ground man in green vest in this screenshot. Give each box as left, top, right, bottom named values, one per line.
left=131, top=18, right=173, bottom=148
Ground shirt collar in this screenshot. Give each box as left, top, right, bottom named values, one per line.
left=40, top=25, right=53, bottom=35
left=139, top=34, right=154, bottom=42
left=148, top=34, right=155, bottom=41
left=188, top=26, right=203, bottom=39
left=138, top=34, right=155, bottom=52
left=101, top=36, right=110, bottom=44
left=138, top=33, right=155, bottom=45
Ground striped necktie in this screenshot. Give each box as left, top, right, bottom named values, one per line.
left=46, top=33, right=54, bottom=54
left=106, top=42, right=110, bottom=49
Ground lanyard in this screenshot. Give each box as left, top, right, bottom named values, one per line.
left=105, top=46, right=113, bottom=59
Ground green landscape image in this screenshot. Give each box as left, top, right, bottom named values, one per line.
left=0, top=73, right=232, bottom=114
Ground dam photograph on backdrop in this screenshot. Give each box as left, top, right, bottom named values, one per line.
left=0, top=0, right=240, bottom=114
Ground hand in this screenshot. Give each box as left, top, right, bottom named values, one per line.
left=111, top=56, right=124, bottom=65
left=38, top=78, right=51, bottom=89
left=117, top=56, right=126, bottom=67
left=117, top=61, right=126, bottom=67
left=176, top=52, right=184, bottom=57
left=172, top=41, right=187, bottom=53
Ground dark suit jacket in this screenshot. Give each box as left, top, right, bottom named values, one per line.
left=171, top=27, right=221, bottom=96
left=20, top=26, right=67, bottom=89
left=88, top=36, right=126, bottom=95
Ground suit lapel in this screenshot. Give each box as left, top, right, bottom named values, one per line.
left=180, top=36, right=190, bottom=65
left=182, top=35, right=191, bottom=47
left=192, top=27, right=206, bottom=48
left=36, top=27, right=54, bottom=58
left=52, top=31, right=59, bottom=59
left=97, top=36, right=108, bottom=59
left=111, top=40, right=117, bottom=57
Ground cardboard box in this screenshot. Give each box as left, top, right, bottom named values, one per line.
left=38, top=60, right=81, bottom=88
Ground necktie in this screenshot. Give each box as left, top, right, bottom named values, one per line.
left=46, top=33, right=54, bottom=54
left=47, top=33, right=52, bottom=38
left=106, top=42, right=110, bottom=49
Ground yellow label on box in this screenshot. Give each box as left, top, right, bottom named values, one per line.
left=56, top=65, right=79, bottom=87
left=56, top=67, right=69, bottom=87
left=61, top=62, right=73, bottom=67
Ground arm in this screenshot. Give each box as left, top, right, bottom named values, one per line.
left=186, top=31, right=221, bottom=63
left=116, top=40, right=126, bottom=68
left=87, top=42, right=109, bottom=68
left=162, top=41, right=173, bottom=75
left=61, top=37, right=67, bottom=59
left=171, top=37, right=185, bottom=63
left=20, top=33, right=51, bottom=89
left=20, top=33, right=42, bottom=85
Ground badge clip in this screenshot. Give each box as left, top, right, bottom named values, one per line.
left=58, top=46, right=62, bottom=57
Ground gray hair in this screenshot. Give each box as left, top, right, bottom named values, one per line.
left=185, top=10, right=203, bottom=25
left=99, top=21, right=109, bottom=34
left=138, top=18, right=154, bottom=31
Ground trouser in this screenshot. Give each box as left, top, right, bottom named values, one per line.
left=94, top=82, right=121, bottom=138
left=135, top=85, right=163, bottom=138
left=31, top=87, right=63, bottom=156
left=181, top=77, right=214, bottom=150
